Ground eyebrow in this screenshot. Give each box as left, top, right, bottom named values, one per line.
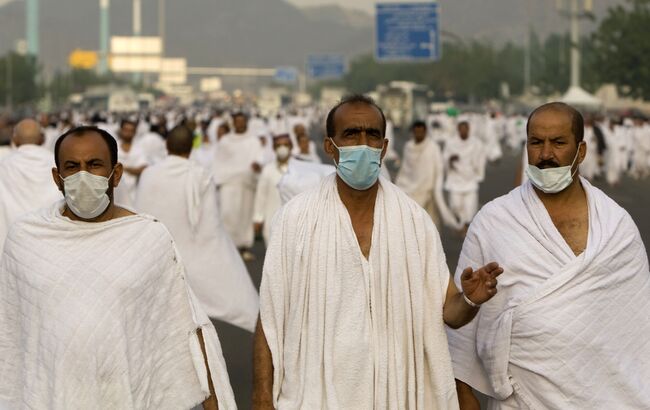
left=342, top=127, right=382, bottom=135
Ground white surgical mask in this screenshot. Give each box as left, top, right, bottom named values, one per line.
left=526, top=143, right=582, bottom=194
left=60, top=170, right=113, bottom=219
left=275, top=145, right=291, bottom=161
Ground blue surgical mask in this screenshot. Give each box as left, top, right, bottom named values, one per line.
left=330, top=138, right=382, bottom=190
left=526, top=142, right=582, bottom=194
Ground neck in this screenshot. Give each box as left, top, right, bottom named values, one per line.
left=336, top=175, right=379, bottom=212
left=534, top=175, right=585, bottom=208
left=62, top=202, right=117, bottom=223
left=277, top=157, right=289, bottom=165
left=172, top=153, right=190, bottom=159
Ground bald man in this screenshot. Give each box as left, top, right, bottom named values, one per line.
left=448, top=102, right=650, bottom=409
left=0, top=119, right=61, bottom=251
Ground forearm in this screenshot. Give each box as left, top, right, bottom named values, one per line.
left=253, top=318, right=274, bottom=409
left=443, top=291, right=479, bottom=329
left=456, top=379, right=480, bottom=410
left=197, top=328, right=219, bottom=410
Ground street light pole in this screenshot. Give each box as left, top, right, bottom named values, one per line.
left=569, top=0, right=580, bottom=88
left=99, top=0, right=110, bottom=75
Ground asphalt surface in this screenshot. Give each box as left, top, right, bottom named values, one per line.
left=212, top=132, right=650, bottom=409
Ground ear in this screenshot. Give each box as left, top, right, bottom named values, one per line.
left=111, top=163, right=124, bottom=188
left=51, top=167, right=64, bottom=193
left=323, top=137, right=337, bottom=160
left=577, top=141, right=587, bottom=165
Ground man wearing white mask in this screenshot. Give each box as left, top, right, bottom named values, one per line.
left=448, top=102, right=650, bottom=409
left=0, top=119, right=61, bottom=251
left=0, top=126, right=236, bottom=409
left=253, top=95, right=504, bottom=409
left=253, top=134, right=293, bottom=247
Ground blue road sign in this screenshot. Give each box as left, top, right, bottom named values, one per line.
left=307, top=54, right=346, bottom=80
left=274, top=66, right=299, bottom=84
left=375, top=2, right=440, bottom=62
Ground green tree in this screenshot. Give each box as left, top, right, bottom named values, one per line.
left=0, top=52, right=42, bottom=108
left=591, top=0, right=650, bottom=99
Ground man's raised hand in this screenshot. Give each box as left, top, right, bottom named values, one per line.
left=460, top=262, right=503, bottom=306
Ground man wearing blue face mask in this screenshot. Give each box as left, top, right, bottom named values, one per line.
left=448, top=102, right=650, bottom=409
left=254, top=95, right=504, bottom=409
left=0, top=126, right=236, bottom=409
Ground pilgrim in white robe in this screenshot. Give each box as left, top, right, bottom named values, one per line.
left=253, top=158, right=290, bottom=246
left=396, top=138, right=444, bottom=226
left=0, top=202, right=236, bottom=409
left=260, top=175, right=459, bottom=409
left=135, top=156, right=259, bottom=332
left=0, top=144, right=61, bottom=251
left=115, top=141, right=149, bottom=209
left=446, top=178, right=650, bottom=409
left=579, top=125, right=601, bottom=180
left=443, top=135, right=486, bottom=226
left=212, top=130, right=263, bottom=248
left=276, top=160, right=336, bottom=204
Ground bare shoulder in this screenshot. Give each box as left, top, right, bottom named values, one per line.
left=113, top=206, right=137, bottom=218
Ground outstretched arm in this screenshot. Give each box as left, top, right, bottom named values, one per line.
left=253, top=318, right=274, bottom=410
left=443, top=262, right=502, bottom=329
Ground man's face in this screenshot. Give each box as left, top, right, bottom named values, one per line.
left=273, top=136, right=292, bottom=156
left=119, top=123, right=137, bottom=143
left=458, top=123, right=469, bottom=140
left=52, top=132, right=122, bottom=197
left=324, top=102, right=387, bottom=164
left=233, top=115, right=248, bottom=134
left=527, top=109, right=584, bottom=170
left=413, top=125, right=427, bottom=142
left=293, top=124, right=306, bottom=138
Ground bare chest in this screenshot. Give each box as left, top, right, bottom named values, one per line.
left=351, top=214, right=374, bottom=260
left=548, top=210, right=589, bottom=256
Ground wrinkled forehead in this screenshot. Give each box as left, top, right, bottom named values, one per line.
left=334, top=103, right=384, bottom=133
left=58, top=132, right=112, bottom=164
left=528, top=109, right=573, bottom=136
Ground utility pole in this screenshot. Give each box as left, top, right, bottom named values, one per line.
left=133, top=0, right=142, bottom=83
left=26, top=0, right=39, bottom=56
left=159, top=0, right=165, bottom=56
left=558, top=0, right=593, bottom=89
left=523, top=0, right=532, bottom=93
left=5, top=53, right=12, bottom=109
left=99, top=0, right=110, bottom=74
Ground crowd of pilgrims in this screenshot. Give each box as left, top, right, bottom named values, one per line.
left=0, top=105, right=649, bottom=328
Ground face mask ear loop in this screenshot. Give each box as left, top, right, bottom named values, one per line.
left=570, top=141, right=584, bottom=179
left=329, top=137, right=340, bottom=168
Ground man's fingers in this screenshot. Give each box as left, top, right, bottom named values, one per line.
left=484, top=262, right=499, bottom=272
left=491, top=267, right=504, bottom=278
left=460, top=267, right=474, bottom=280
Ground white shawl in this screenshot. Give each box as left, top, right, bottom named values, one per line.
left=447, top=179, right=650, bottom=409
left=260, top=175, right=458, bottom=409
left=135, top=156, right=260, bottom=332
left=0, top=203, right=236, bottom=409
left=0, top=145, right=61, bottom=251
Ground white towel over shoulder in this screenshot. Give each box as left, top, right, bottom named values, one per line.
left=261, top=175, right=458, bottom=409
left=447, top=179, right=650, bottom=409
left=0, top=203, right=236, bottom=410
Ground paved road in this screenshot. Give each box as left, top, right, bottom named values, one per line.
left=213, top=132, right=650, bottom=409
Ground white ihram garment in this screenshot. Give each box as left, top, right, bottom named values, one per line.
left=212, top=131, right=263, bottom=248
left=443, top=136, right=485, bottom=225
left=0, top=202, right=236, bottom=409
left=135, top=156, right=259, bottom=332
left=447, top=179, right=650, bottom=409
left=253, top=159, right=289, bottom=245
left=261, top=175, right=459, bottom=409
left=0, top=145, right=61, bottom=251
